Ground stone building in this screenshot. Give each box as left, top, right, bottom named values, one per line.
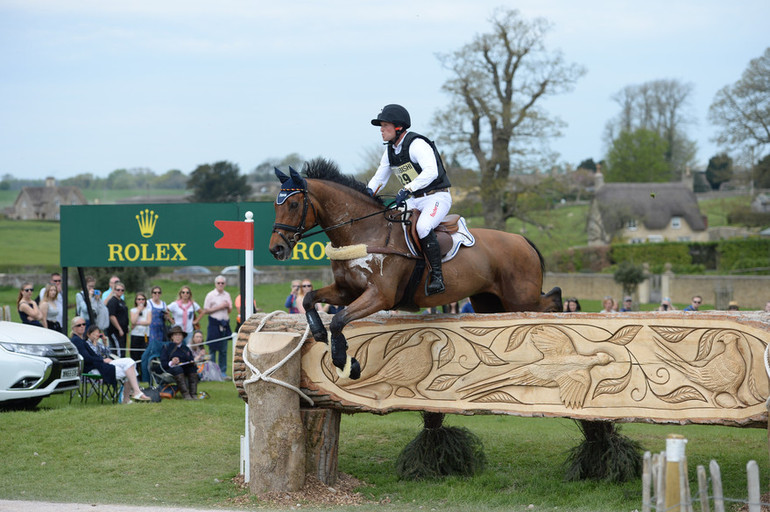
left=6, top=177, right=87, bottom=220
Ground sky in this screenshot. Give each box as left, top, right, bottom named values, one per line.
left=1, top=0, right=767, bottom=181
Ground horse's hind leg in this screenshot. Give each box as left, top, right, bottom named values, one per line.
left=540, top=286, right=562, bottom=312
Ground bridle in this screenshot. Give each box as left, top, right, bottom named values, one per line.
left=271, top=186, right=402, bottom=247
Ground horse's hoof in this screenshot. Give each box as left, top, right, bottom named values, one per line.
left=334, top=355, right=353, bottom=379
left=349, top=358, right=361, bottom=380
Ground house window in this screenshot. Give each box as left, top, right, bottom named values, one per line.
left=671, top=216, right=682, bottom=229
left=626, top=219, right=637, bottom=231
left=677, top=236, right=691, bottom=242
left=630, top=238, right=644, bottom=244
left=647, top=235, right=664, bottom=243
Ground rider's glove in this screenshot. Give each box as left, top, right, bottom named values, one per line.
left=365, top=187, right=374, bottom=197
left=395, top=188, right=410, bottom=207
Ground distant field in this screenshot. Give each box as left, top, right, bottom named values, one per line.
left=0, top=187, right=188, bottom=212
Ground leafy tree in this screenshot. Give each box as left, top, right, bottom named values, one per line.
left=433, top=8, right=585, bottom=230
left=708, top=47, right=770, bottom=156
left=187, top=161, right=252, bottom=202
left=753, top=154, right=770, bottom=189
left=251, top=153, right=306, bottom=182
left=605, top=79, right=697, bottom=179
left=154, top=169, right=188, bottom=189
left=61, top=173, right=100, bottom=189
left=704, top=152, right=733, bottom=190
left=605, top=128, right=670, bottom=182
left=577, top=158, right=597, bottom=172
left=613, top=261, right=646, bottom=299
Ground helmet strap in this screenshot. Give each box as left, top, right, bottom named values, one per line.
left=384, top=126, right=407, bottom=146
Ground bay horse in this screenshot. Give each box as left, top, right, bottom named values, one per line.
left=269, top=159, right=562, bottom=379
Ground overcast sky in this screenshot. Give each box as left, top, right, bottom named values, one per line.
left=1, top=0, right=767, bottom=181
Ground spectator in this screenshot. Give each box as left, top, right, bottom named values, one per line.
left=460, top=298, right=475, bottom=313
left=619, top=296, right=634, bottom=312
left=442, top=302, right=460, bottom=314
left=658, top=297, right=676, bottom=311
left=727, top=300, right=739, bottom=311
left=76, top=276, right=100, bottom=328
left=161, top=325, right=198, bottom=400
left=191, top=329, right=223, bottom=382
left=72, top=323, right=151, bottom=403
left=105, top=281, right=129, bottom=357
left=17, top=282, right=43, bottom=327
left=599, top=296, right=615, bottom=314
left=683, top=295, right=702, bottom=312
left=234, top=293, right=259, bottom=329
left=296, top=280, right=323, bottom=314
left=202, top=275, right=232, bottom=378
left=38, top=273, right=63, bottom=325
left=39, top=284, right=63, bottom=332
left=565, top=298, right=582, bottom=312
left=765, top=301, right=770, bottom=313
left=284, top=280, right=301, bottom=314
left=129, top=293, right=151, bottom=365
left=102, top=275, right=123, bottom=304
left=141, top=285, right=169, bottom=384
left=167, top=285, right=201, bottom=345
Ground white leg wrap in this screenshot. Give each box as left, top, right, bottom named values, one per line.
left=334, top=355, right=352, bottom=379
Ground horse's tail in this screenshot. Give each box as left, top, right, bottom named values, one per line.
left=523, top=236, right=545, bottom=275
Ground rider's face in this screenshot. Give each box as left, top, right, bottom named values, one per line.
left=379, top=122, right=397, bottom=142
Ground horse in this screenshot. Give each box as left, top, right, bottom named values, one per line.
left=269, top=159, right=562, bottom=379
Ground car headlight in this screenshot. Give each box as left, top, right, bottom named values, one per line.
left=0, top=342, right=58, bottom=357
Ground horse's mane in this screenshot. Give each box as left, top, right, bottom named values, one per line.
left=302, top=158, right=384, bottom=205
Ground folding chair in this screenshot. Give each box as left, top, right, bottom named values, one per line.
left=69, top=372, right=124, bottom=404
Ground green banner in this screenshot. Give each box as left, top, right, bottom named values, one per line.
left=60, top=202, right=330, bottom=267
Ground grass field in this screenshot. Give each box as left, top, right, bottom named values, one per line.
left=0, top=382, right=765, bottom=511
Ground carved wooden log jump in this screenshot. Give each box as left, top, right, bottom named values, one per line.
left=234, top=310, right=770, bottom=491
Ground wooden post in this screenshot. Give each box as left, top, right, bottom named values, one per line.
left=656, top=451, right=667, bottom=512
left=642, top=451, right=651, bottom=512
left=747, top=460, right=759, bottom=512
left=697, top=465, right=710, bottom=512
left=302, top=408, right=341, bottom=486
left=665, top=434, right=688, bottom=511
left=710, top=460, right=724, bottom=512
left=244, top=331, right=305, bottom=494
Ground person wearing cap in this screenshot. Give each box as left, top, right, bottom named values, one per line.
left=619, top=296, right=633, bottom=312
left=161, top=325, right=198, bottom=400
left=727, top=300, right=739, bottom=311
left=367, top=104, right=452, bottom=296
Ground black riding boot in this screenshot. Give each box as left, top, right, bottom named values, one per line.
left=173, top=374, right=192, bottom=400
left=419, top=230, right=445, bottom=296
left=187, top=372, right=198, bottom=400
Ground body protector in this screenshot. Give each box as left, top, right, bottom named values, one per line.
left=387, top=132, right=451, bottom=194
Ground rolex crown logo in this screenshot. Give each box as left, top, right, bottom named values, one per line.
left=136, top=209, right=158, bottom=238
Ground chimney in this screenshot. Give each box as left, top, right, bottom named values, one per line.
left=594, top=163, right=604, bottom=190
left=45, top=177, right=56, bottom=188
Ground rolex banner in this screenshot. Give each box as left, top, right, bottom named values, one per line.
left=60, top=202, right=330, bottom=267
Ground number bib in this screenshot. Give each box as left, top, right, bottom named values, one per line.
left=395, top=162, right=419, bottom=186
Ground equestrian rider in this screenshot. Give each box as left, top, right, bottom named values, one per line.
left=366, top=104, right=452, bottom=296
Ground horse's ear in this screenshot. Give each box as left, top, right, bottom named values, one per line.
left=274, top=167, right=290, bottom=184
left=289, top=166, right=301, bottom=180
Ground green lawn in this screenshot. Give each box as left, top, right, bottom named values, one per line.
left=0, top=384, right=765, bottom=511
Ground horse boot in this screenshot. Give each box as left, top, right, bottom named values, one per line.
left=419, top=230, right=445, bottom=296
left=186, top=373, right=198, bottom=400
left=173, top=373, right=192, bottom=400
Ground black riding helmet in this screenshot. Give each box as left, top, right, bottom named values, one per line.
left=371, top=104, right=411, bottom=129
left=371, top=104, right=411, bottom=144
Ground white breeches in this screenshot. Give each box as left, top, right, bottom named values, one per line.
left=110, top=357, right=136, bottom=380
left=406, top=191, right=452, bottom=239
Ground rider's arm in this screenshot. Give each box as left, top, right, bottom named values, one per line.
left=403, top=138, right=439, bottom=193
left=366, top=150, right=392, bottom=193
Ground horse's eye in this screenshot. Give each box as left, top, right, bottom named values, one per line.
left=288, top=201, right=299, bottom=210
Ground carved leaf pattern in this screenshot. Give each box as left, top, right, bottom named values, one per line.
left=354, top=339, right=371, bottom=372
left=656, top=386, right=707, bottom=404
left=384, top=329, right=419, bottom=358
left=604, top=325, right=642, bottom=346
left=506, top=325, right=534, bottom=352
left=696, top=329, right=719, bottom=361
left=461, top=325, right=506, bottom=337
left=469, top=342, right=508, bottom=366
left=469, top=390, right=523, bottom=404
left=437, top=338, right=455, bottom=369
left=320, top=351, right=338, bottom=383
left=592, top=366, right=632, bottom=398
left=427, top=374, right=461, bottom=392
left=651, top=326, right=695, bottom=343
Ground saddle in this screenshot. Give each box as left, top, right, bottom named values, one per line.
left=407, top=210, right=461, bottom=257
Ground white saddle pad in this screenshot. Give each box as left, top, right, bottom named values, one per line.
left=402, top=216, right=476, bottom=263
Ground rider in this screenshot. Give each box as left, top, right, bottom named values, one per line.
left=367, top=104, right=452, bottom=296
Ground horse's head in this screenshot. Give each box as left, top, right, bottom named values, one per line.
left=269, top=166, right=318, bottom=261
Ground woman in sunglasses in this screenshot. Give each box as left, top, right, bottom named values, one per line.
left=17, top=282, right=44, bottom=327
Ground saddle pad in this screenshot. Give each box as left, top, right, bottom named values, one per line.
left=402, top=216, right=475, bottom=263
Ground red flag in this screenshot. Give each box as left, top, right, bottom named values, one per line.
left=214, top=221, right=254, bottom=250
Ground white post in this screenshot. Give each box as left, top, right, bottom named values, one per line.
left=243, top=210, right=254, bottom=484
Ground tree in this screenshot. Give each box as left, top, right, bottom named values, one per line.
left=753, top=154, right=770, bottom=189
left=708, top=47, right=770, bottom=157
left=434, top=8, right=585, bottom=230
left=605, top=128, right=670, bottom=182
left=577, top=158, right=597, bottom=172
left=187, top=161, right=252, bottom=202
left=704, top=152, right=733, bottom=190
left=604, top=79, right=697, bottom=180
left=154, top=169, right=188, bottom=189
left=251, top=153, right=306, bottom=182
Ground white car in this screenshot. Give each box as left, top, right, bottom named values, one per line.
left=0, top=321, right=81, bottom=410
left=220, top=265, right=262, bottom=276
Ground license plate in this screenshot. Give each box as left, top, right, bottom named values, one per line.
left=61, top=367, right=79, bottom=379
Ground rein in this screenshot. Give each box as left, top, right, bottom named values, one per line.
left=272, top=188, right=405, bottom=244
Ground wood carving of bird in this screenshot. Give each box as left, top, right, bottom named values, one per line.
left=655, top=330, right=747, bottom=407
left=459, top=326, right=613, bottom=409
left=341, top=330, right=443, bottom=399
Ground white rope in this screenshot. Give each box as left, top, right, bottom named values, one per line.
left=764, top=343, right=770, bottom=379
left=242, top=310, right=314, bottom=406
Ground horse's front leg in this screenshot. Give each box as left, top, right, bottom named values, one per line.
left=302, top=283, right=354, bottom=343
left=328, top=288, right=391, bottom=380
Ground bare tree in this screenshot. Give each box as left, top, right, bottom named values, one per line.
left=433, top=8, right=585, bottom=230
left=604, top=79, right=697, bottom=180
left=708, top=47, right=770, bottom=160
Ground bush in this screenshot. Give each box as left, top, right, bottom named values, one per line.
left=726, top=205, right=770, bottom=227
left=717, top=238, right=770, bottom=274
